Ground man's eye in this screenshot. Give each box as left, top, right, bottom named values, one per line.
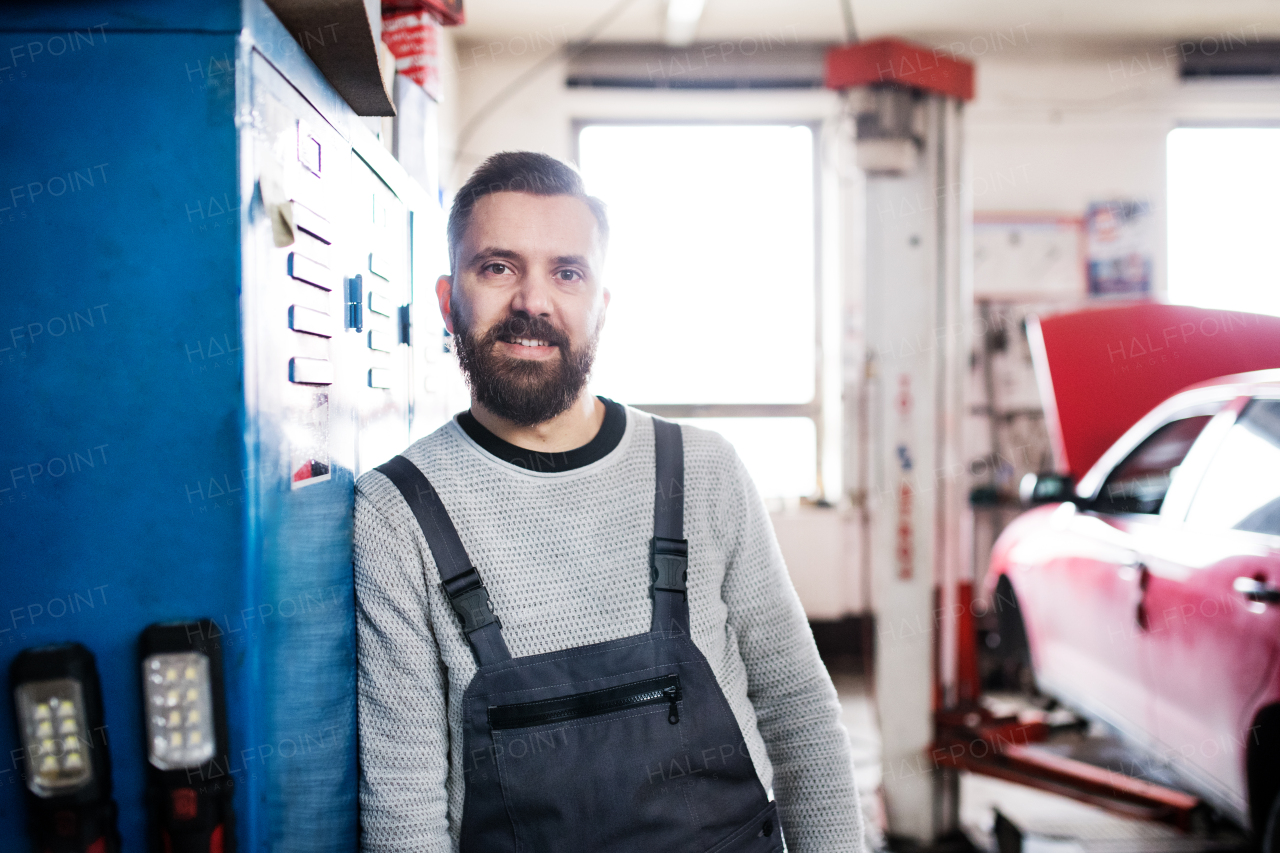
left=556, top=269, right=582, bottom=281
left=483, top=262, right=511, bottom=275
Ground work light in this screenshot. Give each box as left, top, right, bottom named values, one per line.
left=139, top=620, right=233, bottom=853
left=9, top=643, right=120, bottom=853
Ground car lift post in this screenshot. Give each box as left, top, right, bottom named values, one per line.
left=827, top=38, right=976, bottom=844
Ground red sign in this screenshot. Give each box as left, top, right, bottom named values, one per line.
left=382, top=11, right=444, bottom=101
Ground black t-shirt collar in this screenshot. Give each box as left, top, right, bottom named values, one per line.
left=456, top=397, right=626, bottom=473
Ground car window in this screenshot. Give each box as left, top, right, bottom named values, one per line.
left=1185, top=400, right=1280, bottom=536
left=1093, top=416, right=1214, bottom=514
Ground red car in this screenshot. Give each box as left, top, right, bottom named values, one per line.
left=989, top=368, right=1280, bottom=847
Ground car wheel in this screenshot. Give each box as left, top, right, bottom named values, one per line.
left=1264, top=791, right=1280, bottom=853
left=992, top=575, right=1034, bottom=693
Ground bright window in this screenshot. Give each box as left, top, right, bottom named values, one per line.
left=579, top=124, right=816, bottom=404
left=577, top=124, right=820, bottom=500
left=1167, top=128, right=1280, bottom=317
left=676, top=417, right=817, bottom=500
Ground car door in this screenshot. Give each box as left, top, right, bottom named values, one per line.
left=1138, top=396, right=1280, bottom=823
left=1029, top=410, right=1218, bottom=744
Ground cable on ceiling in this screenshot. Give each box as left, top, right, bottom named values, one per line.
left=839, top=0, right=859, bottom=43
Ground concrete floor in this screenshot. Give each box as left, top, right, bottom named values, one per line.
left=959, top=773, right=1243, bottom=853
left=833, top=670, right=889, bottom=850
left=830, top=676, right=1248, bottom=853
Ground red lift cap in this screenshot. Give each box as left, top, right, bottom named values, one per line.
left=825, top=37, right=975, bottom=101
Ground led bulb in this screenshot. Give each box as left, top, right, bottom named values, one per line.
left=141, top=652, right=215, bottom=770
left=14, top=678, right=93, bottom=796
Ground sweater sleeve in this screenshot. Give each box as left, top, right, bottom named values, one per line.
left=354, top=489, right=453, bottom=853
left=715, top=444, right=865, bottom=852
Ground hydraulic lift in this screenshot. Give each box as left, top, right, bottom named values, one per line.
left=825, top=38, right=1213, bottom=848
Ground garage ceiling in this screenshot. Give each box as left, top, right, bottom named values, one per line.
left=455, top=0, right=1280, bottom=47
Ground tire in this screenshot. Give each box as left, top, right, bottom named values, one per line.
left=992, top=575, right=1034, bottom=693
left=1263, top=791, right=1280, bottom=853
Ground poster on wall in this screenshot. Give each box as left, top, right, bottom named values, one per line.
left=973, top=214, right=1085, bottom=300
left=1085, top=200, right=1153, bottom=296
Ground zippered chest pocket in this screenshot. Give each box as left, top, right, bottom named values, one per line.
left=486, top=674, right=697, bottom=851
left=488, top=674, right=682, bottom=730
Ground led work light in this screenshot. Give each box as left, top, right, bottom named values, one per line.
left=9, top=643, right=120, bottom=853
left=139, top=621, right=233, bottom=853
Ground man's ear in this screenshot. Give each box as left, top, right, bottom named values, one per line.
left=436, top=275, right=455, bottom=334
left=594, top=287, right=611, bottom=336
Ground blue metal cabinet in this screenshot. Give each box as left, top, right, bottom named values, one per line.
left=0, top=2, right=443, bottom=849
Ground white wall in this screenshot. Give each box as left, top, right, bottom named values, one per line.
left=443, top=35, right=1280, bottom=295
left=445, top=47, right=839, bottom=188
left=969, top=50, right=1280, bottom=298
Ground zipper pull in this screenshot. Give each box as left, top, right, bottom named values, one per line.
left=664, top=686, right=679, bottom=724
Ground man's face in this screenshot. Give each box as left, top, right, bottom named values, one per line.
left=438, top=191, right=609, bottom=426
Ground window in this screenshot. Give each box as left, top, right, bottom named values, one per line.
left=1167, top=128, right=1280, bottom=317
left=1094, top=416, right=1213, bottom=514
left=674, top=417, right=817, bottom=500
left=577, top=123, right=821, bottom=500
left=1185, top=400, right=1280, bottom=536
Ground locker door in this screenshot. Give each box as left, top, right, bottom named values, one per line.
left=243, top=50, right=359, bottom=853
left=353, top=158, right=412, bottom=474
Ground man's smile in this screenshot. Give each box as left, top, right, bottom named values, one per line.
left=498, top=336, right=559, bottom=359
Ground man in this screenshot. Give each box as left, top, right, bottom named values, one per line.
left=354, top=151, right=862, bottom=852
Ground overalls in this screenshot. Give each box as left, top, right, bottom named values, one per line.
left=375, top=418, right=783, bottom=853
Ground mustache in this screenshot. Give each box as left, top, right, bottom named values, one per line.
left=453, top=308, right=595, bottom=426
left=482, top=314, right=570, bottom=349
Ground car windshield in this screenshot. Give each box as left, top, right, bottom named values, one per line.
left=1185, top=399, right=1280, bottom=535
left=1094, top=415, right=1214, bottom=514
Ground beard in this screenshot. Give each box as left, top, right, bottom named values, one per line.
left=453, top=309, right=599, bottom=427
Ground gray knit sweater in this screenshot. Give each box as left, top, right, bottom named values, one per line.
left=353, top=405, right=863, bottom=852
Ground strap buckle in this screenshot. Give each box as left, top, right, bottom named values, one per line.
left=650, top=537, right=688, bottom=599
left=442, top=567, right=500, bottom=634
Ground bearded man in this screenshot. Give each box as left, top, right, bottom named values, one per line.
left=354, top=151, right=863, bottom=853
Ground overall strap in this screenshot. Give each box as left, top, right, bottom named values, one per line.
left=374, top=455, right=512, bottom=666
left=650, top=418, right=689, bottom=637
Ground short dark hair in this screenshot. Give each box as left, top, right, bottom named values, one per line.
left=447, top=151, right=609, bottom=272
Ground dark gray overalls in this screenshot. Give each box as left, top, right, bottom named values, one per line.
left=376, top=418, right=783, bottom=853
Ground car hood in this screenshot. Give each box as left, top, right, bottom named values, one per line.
left=1026, top=302, right=1280, bottom=480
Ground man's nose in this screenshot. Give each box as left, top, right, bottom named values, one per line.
left=509, top=273, right=554, bottom=317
